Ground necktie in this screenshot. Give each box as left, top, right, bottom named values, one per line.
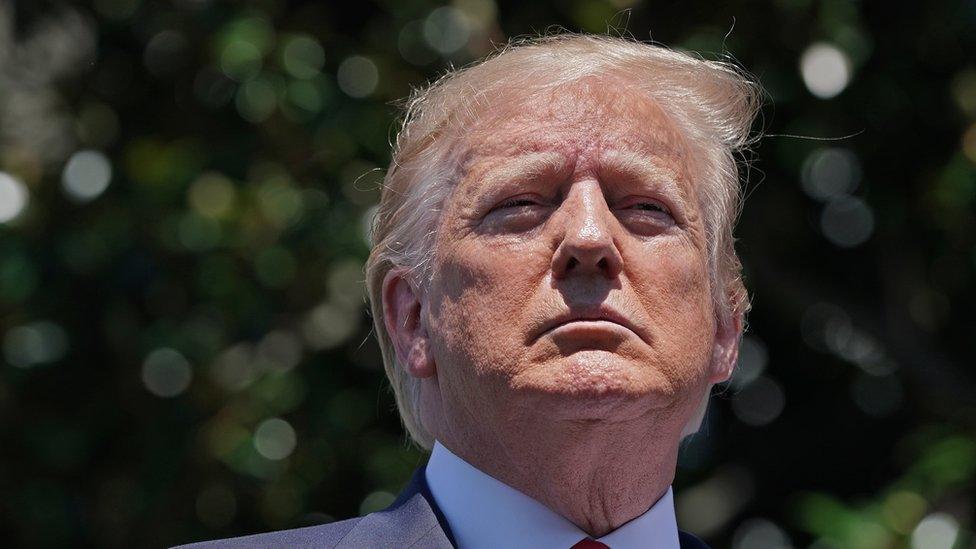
left=571, top=538, right=610, bottom=549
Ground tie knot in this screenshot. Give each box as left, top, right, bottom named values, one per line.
left=571, top=538, right=610, bottom=549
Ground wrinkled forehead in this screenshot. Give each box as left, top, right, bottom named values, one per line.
left=451, top=77, right=693, bottom=174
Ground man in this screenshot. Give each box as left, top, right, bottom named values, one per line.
left=180, top=33, right=761, bottom=548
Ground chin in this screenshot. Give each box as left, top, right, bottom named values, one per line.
left=509, top=351, right=685, bottom=418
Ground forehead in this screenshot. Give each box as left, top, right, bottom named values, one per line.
left=455, top=77, right=692, bottom=173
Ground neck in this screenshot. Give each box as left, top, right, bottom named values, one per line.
left=434, top=412, right=681, bottom=538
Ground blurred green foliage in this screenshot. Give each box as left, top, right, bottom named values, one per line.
left=0, top=0, right=974, bottom=547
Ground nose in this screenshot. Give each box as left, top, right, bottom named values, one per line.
left=551, top=182, right=624, bottom=280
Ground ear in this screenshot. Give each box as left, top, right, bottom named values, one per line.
left=708, top=309, right=742, bottom=385
left=382, top=268, right=436, bottom=379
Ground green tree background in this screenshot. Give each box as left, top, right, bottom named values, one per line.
left=1, top=0, right=974, bottom=547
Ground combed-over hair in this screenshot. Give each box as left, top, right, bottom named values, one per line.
left=365, top=33, right=762, bottom=450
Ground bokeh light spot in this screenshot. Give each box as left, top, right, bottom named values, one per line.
left=281, top=35, right=325, bottom=79
left=189, top=171, right=237, bottom=218
left=801, top=147, right=861, bottom=201
left=337, top=56, right=378, bottom=98
left=62, top=150, right=112, bottom=202
left=256, top=180, right=304, bottom=228
left=220, top=40, right=263, bottom=82
left=141, top=348, right=193, bottom=397
left=820, top=196, right=874, bottom=248
left=302, top=302, right=358, bottom=350
left=0, top=172, right=29, bottom=223
left=911, top=512, right=959, bottom=549
left=256, top=330, right=303, bottom=372
left=236, top=78, right=278, bottom=123
left=883, top=491, right=927, bottom=534
left=423, top=7, right=471, bottom=55
left=800, top=43, right=851, bottom=99
left=253, top=418, right=297, bottom=460
left=732, top=376, right=786, bottom=426
left=218, top=16, right=275, bottom=82
left=3, top=321, right=69, bottom=368
left=283, top=80, right=323, bottom=119
left=833, top=329, right=884, bottom=366
left=210, top=343, right=257, bottom=392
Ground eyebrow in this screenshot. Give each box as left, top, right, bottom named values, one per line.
left=460, top=148, right=692, bottom=212
left=597, top=149, right=691, bottom=207
left=470, top=151, right=572, bottom=191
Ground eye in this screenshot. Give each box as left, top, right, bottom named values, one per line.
left=616, top=198, right=676, bottom=234
left=490, top=196, right=545, bottom=213
left=497, top=197, right=539, bottom=209
left=624, top=200, right=671, bottom=215
left=482, top=195, right=550, bottom=233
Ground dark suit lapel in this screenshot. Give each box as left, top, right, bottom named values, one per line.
left=399, top=465, right=458, bottom=546
left=678, top=530, right=711, bottom=548
left=336, top=467, right=456, bottom=548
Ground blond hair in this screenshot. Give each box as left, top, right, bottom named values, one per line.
left=365, top=34, right=763, bottom=450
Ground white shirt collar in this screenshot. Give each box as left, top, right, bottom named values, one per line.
left=425, top=440, right=680, bottom=549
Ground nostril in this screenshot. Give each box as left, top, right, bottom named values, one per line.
left=566, top=257, right=578, bottom=270
left=597, top=257, right=608, bottom=271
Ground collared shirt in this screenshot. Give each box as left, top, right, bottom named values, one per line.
left=425, top=440, right=680, bottom=549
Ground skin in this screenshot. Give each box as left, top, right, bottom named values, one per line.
left=383, top=76, right=742, bottom=537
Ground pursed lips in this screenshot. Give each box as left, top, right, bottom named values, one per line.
left=534, top=306, right=644, bottom=344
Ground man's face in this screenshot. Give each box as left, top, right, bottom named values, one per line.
left=422, top=80, right=725, bottom=429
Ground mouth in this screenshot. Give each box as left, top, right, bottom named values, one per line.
left=534, top=306, right=643, bottom=343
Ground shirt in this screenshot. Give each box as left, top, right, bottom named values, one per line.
left=425, top=440, right=680, bottom=549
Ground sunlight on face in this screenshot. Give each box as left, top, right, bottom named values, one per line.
left=424, top=79, right=718, bottom=427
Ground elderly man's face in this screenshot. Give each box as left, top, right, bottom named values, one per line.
left=401, top=79, right=736, bottom=433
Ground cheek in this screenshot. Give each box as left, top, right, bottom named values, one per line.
left=631, top=242, right=714, bottom=369
left=428, top=238, right=550, bottom=374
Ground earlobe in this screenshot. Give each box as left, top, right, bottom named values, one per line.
left=708, top=311, right=742, bottom=385
left=406, top=338, right=435, bottom=378
left=382, top=268, right=436, bottom=379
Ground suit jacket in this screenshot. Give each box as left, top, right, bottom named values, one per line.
left=176, top=466, right=711, bottom=548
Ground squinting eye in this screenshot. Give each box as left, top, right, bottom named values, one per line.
left=498, top=198, right=538, bottom=209
left=629, top=202, right=670, bottom=214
